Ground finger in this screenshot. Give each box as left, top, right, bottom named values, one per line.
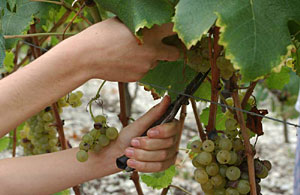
left=156, top=44, right=180, bottom=61
left=127, top=156, right=176, bottom=173
left=125, top=146, right=177, bottom=162
left=130, top=137, right=175, bottom=150
left=147, top=120, right=180, bottom=139
left=125, top=95, right=171, bottom=138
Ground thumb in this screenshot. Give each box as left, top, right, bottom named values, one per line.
left=123, top=95, right=171, bottom=139
left=157, top=44, right=181, bottom=61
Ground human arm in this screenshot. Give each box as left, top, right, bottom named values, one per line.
left=0, top=18, right=179, bottom=135
left=0, top=96, right=180, bottom=195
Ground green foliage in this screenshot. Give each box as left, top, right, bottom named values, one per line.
left=293, top=41, right=300, bottom=76
left=217, top=0, right=300, bottom=82
left=96, top=0, right=174, bottom=37
left=173, top=0, right=218, bottom=49
left=53, top=189, right=70, bottom=195
left=265, top=67, right=291, bottom=90
left=0, top=34, right=5, bottom=68
left=141, top=60, right=198, bottom=101
left=194, top=80, right=211, bottom=100
left=0, top=136, right=9, bottom=152
left=3, top=51, right=14, bottom=73
left=200, top=106, right=226, bottom=130
left=141, top=165, right=176, bottom=189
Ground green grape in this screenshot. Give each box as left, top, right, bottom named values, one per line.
left=90, top=129, right=101, bottom=139
left=92, top=143, right=102, bottom=153
left=191, top=140, right=202, bottom=153
left=192, top=156, right=203, bottom=168
left=79, top=142, right=90, bottom=151
left=226, top=166, right=241, bottom=181
left=211, top=174, right=224, bottom=186
left=202, top=140, right=215, bottom=152
left=76, top=91, right=83, bottom=98
left=42, top=112, right=53, bottom=122
left=206, top=162, right=219, bottom=176
left=38, top=136, right=48, bottom=145
left=237, top=180, right=250, bottom=194
left=219, top=138, right=232, bottom=151
left=225, top=129, right=238, bottom=139
left=106, top=127, right=119, bottom=140
left=69, top=93, right=78, bottom=102
left=220, top=69, right=233, bottom=80
left=82, top=134, right=93, bottom=144
left=225, top=118, right=237, bottom=130
left=194, top=168, right=209, bottom=184
left=76, top=150, right=88, bottom=162
left=201, top=179, right=213, bottom=192
left=232, top=138, right=244, bottom=151
left=58, top=97, right=68, bottom=107
left=219, top=165, right=228, bottom=177
left=94, top=115, right=107, bottom=124
left=262, top=160, right=272, bottom=171
left=256, top=165, right=268, bottom=179
left=214, top=188, right=226, bottom=195
left=49, top=138, right=58, bottom=147
left=98, top=135, right=110, bottom=147
left=228, top=151, right=238, bottom=165
left=217, top=150, right=231, bottom=164
left=195, top=151, right=212, bottom=166
left=225, top=188, right=239, bottom=195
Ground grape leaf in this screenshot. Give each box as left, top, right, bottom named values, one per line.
left=0, top=34, right=5, bottom=68
left=95, top=0, right=174, bottom=36
left=173, top=0, right=219, bottom=49
left=265, top=66, right=291, bottom=90
left=140, top=60, right=197, bottom=101
left=0, top=136, right=9, bottom=152
left=3, top=51, right=14, bottom=72
left=53, top=189, right=70, bottom=195
left=141, top=165, right=176, bottom=189
left=216, top=0, right=300, bottom=82
left=200, top=106, right=226, bottom=130
left=194, top=80, right=211, bottom=101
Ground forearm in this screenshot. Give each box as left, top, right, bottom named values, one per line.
left=0, top=146, right=122, bottom=195
left=0, top=38, right=90, bottom=136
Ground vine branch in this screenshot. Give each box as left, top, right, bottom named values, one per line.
left=190, top=99, right=206, bottom=141
left=241, top=81, right=258, bottom=109
left=4, top=33, right=75, bottom=39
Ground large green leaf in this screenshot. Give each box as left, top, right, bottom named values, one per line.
left=96, top=0, right=174, bottom=36
left=0, top=34, right=5, bottom=68
left=140, top=60, right=198, bottom=101
left=216, top=0, right=300, bottom=82
left=173, top=0, right=219, bottom=49
left=265, top=66, right=291, bottom=90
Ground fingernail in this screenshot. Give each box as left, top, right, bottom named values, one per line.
left=125, top=148, right=134, bottom=157
left=127, top=159, right=137, bottom=168
left=148, top=130, right=159, bottom=137
left=131, top=139, right=140, bottom=147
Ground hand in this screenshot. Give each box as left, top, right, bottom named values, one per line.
left=115, top=96, right=180, bottom=172
left=65, top=17, right=180, bottom=82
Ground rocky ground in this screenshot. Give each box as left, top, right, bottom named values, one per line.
left=0, top=79, right=298, bottom=195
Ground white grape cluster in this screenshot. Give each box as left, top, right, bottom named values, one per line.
left=76, top=115, right=119, bottom=162
left=20, top=91, right=83, bottom=155
left=189, top=118, right=271, bottom=194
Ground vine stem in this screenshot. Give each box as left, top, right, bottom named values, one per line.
left=206, top=27, right=221, bottom=132
left=232, top=91, right=257, bottom=195
left=241, top=81, right=258, bottom=109
left=12, top=129, right=17, bottom=157
left=63, top=4, right=85, bottom=40
left=161, top=105, right=187, bottom=195
left=88, top=80, right=106, bottom=121
left=4, top=33, right=75, bottom=39
left=190, top=99, right=206, bottom=141
left=30, top=0, right=62, bottom=5
left=118, top=82, right=143, bottom=195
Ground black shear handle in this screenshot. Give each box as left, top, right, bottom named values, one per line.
left=116, top=102, right=179, bottom=171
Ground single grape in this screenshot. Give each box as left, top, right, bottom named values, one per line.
left=42, top=112, right=53, bottom=122
left=82, top=134, right=93, bottom=144
left=195, top=151, right=212, bottom=166
left=79, top=142, right=90, bottom=151
left=190, top=140, right=202, bottom=153
left=262, top=160, right=272, bottom=171
left=201, top=179, right=213, bottom=192
left=256, top=165, right=268, bottom=179
left=226, top=166, right=241, bottom=181
left=217, top=150, right=231, bottom=164
left=202, top=140, right=215, bottom=152
left=211, top=174, right=224, bottom=186
left=237, top=180, right=250, bottom=194
left=76, top=91, right=83, bottom=98
left=225, top=118, right=237, bottom=130
left=49, top=138, right=58, bottom=147
left=98, top=135, right=110, bottom=147
left=76, top=150, right=88, bottom=162
left=194, top=168, right=209, bottom=184
left=232, top=138, right=244, bottom=151
left=94, top=115, right=106, bottom=124
left=106, top=127, right=119, bottom=140
left=228, top=151, right=238, bottom=165
left=92, top=143, right=103, bottom=153
left=214, top=188, right=226, bottom=195
left=219, top=165, right=228, bottom=177
left=192, top=157, right=203, bottom=168
left=219, top=138, right=232, bottom=151
left=90, top=129, right=101, bottom=139
left=226, top=129, right=238, bottom=139
left=206, top=162, right=219, bottom=176
left=225, top=188, right=239, bottom=195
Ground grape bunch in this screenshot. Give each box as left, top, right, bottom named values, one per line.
left=20, top=91, right=84, bottom=155
left=217, top=56, right=235, bottom=80
left=186, top=37, right=211, bottom=73
left=189, top=128, right=271, bottom=194
left=20, top=107, right=59, bottom=155
left=76, top=115, right=119, bottom=162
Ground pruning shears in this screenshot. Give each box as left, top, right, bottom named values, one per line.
left=116, top=69, right=211, bottom=172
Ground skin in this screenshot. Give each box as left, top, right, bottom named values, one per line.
left=0, top=18, right=180, bottom=194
